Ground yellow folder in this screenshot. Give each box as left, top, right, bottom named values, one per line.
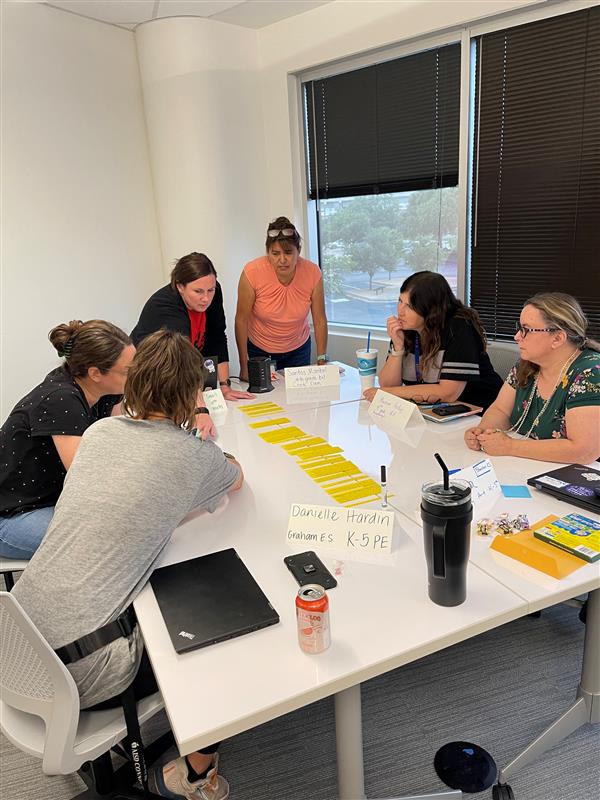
left=490, top=515, right=586, bottom=579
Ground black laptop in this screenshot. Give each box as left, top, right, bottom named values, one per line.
left=527, top=464, right=600, bottom=514
left=150, top=548, right=280, bottom=654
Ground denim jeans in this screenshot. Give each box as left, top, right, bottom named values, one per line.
left=0, top=507, right=55, bottom=558
left=247, top=337, right=311, bottom=371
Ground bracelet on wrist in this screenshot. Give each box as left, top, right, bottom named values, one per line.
left=195, top=407, right=210, bottom=415
left=388, top=346, right=404, bottom=357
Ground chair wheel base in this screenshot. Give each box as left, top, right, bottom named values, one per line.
left=492, top=783, right=515, bottom=800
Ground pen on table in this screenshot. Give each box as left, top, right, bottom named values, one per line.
left=380, top=465, right=388, bottom=508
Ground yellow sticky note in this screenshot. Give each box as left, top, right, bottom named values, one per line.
left=298, top=455, right=345, bottom=470
left=295, top=444, right=344, bottom=460
left=259, top=426, right=307, bottom=444
left=331, top=485, right=382, bottom=504
left=327, top=478, right=381, bottom=500
left=306, top=462, right=360, bottom=480
left=283, top=437, right=326, bottom=452
left=239, top=402, right=278, bottom=412
left=249, top=417, right=290, bottom=428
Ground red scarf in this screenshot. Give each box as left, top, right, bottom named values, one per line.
left=187, top=309, right=206, bottom=351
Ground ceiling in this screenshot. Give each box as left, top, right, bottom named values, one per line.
left=41, top=0, right=334, bottom=30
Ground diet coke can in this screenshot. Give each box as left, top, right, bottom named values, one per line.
left=296, top=584, right=331, bottom=654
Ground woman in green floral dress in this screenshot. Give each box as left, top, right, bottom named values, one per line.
left=465, top=293, right=600, bottom=463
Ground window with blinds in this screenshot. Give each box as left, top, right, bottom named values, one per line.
left=302, top=43, right=461, bottom=329
left=470, top=6, right=600, bottom=341
left=304, top=43, right=461, bottom=200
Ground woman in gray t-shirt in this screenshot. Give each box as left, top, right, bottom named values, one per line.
left=14, top=330, right=242, bottom=800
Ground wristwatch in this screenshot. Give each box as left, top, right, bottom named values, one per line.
left=219, top=379, right=232, bottom=387
left=194, top=407, right=210, bottom=415
left=317, top=354, right=328, bottom=362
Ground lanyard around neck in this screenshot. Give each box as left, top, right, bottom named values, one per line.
left=414, top=333, right=422, bottom=383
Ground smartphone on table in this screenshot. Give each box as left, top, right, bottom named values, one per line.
left=284, top=551, right=337, bottom=589
left=432, top=403, right=472, bottom=416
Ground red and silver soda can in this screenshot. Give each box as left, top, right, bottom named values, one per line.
left=296, top=584, right=331, bottom=654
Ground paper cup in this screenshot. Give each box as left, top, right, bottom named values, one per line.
left=356, top=349, right=377, bottom=390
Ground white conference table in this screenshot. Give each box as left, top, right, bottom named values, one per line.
left=134, top=373, right=599, bottom=800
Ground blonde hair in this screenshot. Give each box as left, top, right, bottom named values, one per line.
left=123, top=330, right=206, bottom=429
left=516, top=293, right=600, bottom=387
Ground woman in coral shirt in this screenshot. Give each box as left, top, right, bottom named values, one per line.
left=235, top=217, right=328, bottom=381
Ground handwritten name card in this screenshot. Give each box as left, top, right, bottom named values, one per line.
left=202, top=388, right=228, bottom=423
left=453, top=458, right=501, bottom=507
left=286, top=502, right=394, bottom=555
left=368, top=390, right=425, bottom=432
left=285, top=364, right=340, bottom=389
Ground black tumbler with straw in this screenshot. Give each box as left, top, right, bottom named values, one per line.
left=421, top=453, right=473, bottom=606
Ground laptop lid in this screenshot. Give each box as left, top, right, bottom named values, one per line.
left=150, top=548, right=280, bottom=654
left=527, top=464, right=600, bottom=514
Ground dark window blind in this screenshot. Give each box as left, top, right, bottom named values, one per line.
left=471, top=6, right=600, bottom=340
left=304, top=43, right=460, bottom=200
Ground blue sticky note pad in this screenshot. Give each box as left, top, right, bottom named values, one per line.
left=501, top=484, right=531, bottom=498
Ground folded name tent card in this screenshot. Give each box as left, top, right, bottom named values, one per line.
left=453, top=458, right=501, bottom=507
left=284, top=364, right=340, bottom=389
left=202, top=388, right=228, bottom=420
left=368, top=390, right=425, bottom=432
left=286, top=502, right=394, bottom=555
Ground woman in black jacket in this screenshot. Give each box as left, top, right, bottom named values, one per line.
left=131, top=252, right=252, bottom=437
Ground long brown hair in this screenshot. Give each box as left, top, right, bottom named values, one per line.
left=49, top=320, right=131, bottom=378
left=400, top=271, right=487, bottom=373
left=123, top=330, right=206, bottom=429
left=515, top=293, right=600, bottom=387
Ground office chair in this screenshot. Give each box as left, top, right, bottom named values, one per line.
left=0, top=557, right=29, bottom=590
left=0, top=591, right=172, bottom=798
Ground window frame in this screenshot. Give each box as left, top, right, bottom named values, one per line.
left=288, top=0, right=597, bottom=336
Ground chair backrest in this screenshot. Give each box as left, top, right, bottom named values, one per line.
left=487, top=340, right=519, bottom=381
left=0, top=591, right=81, bottom=774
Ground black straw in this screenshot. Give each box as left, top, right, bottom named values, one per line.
left=434, top=452, right=449, bottom=490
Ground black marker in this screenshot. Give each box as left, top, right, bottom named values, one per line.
left=380, top=465, right=388, bottom=508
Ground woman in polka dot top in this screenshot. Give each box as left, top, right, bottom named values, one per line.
left=0, top=319, right=135, bottom=558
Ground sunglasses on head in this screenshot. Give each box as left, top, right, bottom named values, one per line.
left=267, top=227, right=296, bottom=238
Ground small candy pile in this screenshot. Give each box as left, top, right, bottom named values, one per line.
left=476, top=512, right=530, bottom=537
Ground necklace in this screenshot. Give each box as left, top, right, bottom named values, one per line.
left=509, top=350, right=579, bottom=439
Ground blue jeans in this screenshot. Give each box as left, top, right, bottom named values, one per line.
left=247, top=337, right=311, bottom=371
left=0, top=507, right=55, bottom=558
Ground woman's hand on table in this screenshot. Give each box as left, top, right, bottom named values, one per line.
left=464, top=425, right=484, bottom=451
left=194, top=412, right=216, bottom=440
left=363, top=387, right=378, bottom=402
left=221, top=385, right=254, bottom=401
left=476, top=429, right=514, bottom=456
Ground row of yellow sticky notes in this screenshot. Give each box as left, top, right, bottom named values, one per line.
left=238, top=402, right=285, bottom=418
left=243, top=416, right=382, bottom=506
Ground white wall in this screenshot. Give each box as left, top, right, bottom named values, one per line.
left=1, top=2, right=163, bottom=417
left=135, top=18, right=268, bottom=373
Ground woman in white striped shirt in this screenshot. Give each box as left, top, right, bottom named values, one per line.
left=363, top=271, right=502, bottom=411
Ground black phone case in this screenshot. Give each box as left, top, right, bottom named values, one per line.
left=433, top=404, right=471, bottom=416
left=284, top=551, right=337, bottom=589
